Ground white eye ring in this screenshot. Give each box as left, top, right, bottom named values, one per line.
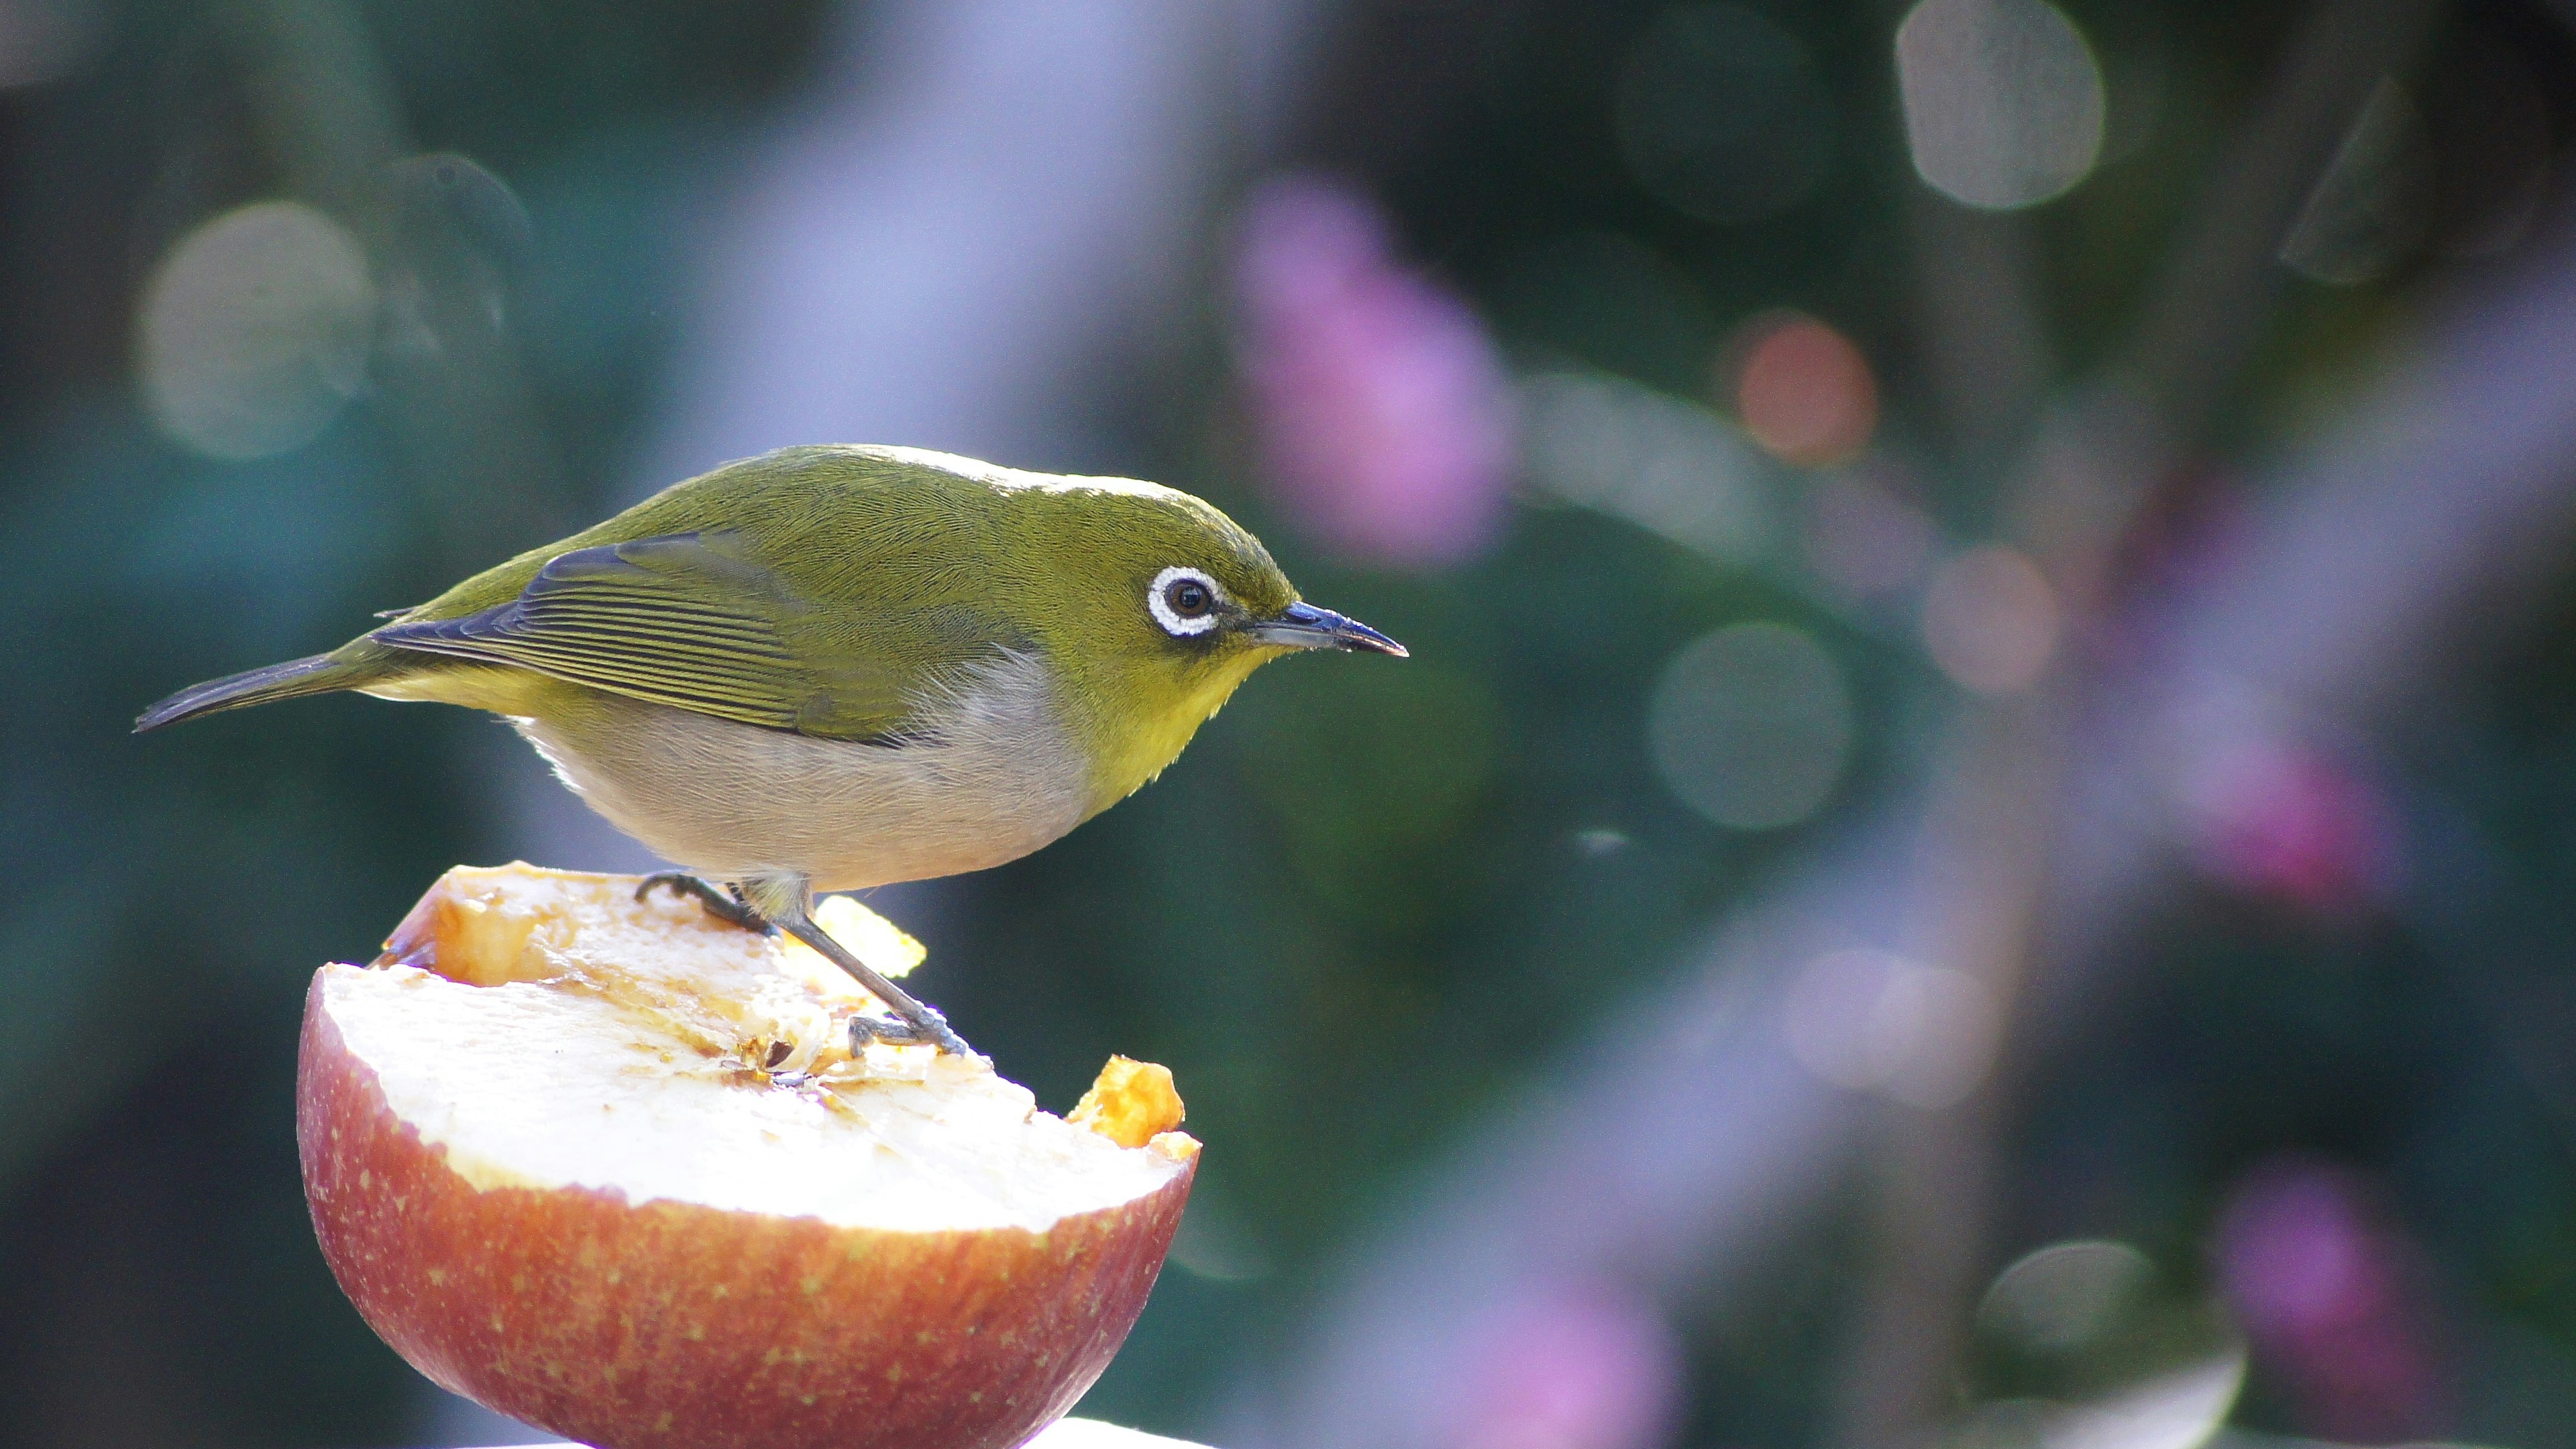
left=1148, top=566, right=1227, bottom=637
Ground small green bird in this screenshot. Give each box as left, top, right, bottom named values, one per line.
left=138, top=445, right=1405, bottom=1056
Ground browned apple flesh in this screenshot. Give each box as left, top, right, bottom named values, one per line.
left=299, top=863, right=1197, bottom=1449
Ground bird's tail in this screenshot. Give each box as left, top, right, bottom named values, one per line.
left=135, top=651, right=372, bottom=732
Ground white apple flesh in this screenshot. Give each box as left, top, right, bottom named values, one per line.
left=297, top=865, right=1197, bottom=1449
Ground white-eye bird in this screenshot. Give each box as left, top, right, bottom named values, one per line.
left=138, top=445, right=1406, bottom=1056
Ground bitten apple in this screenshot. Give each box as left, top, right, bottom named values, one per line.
left=298, top=864, right=1197, bottom=1449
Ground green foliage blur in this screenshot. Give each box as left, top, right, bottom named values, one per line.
left=9, top=1, right=2576, bottom=1446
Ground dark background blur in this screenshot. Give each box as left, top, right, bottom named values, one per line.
left=11, top=1, right=2576, bottom=1446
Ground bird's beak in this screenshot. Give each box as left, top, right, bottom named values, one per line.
left=1250, top=600, right=1409, bottom=657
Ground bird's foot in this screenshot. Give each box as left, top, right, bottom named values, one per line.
left=636, top=873, right=771, bottom=934
left=847, top=1002, right=975, bottom=1059
left=754, top=900, right=979, bottom=1060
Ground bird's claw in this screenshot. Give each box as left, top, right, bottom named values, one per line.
left=636, top=872, right=771, bottom=933
left=849, top=1015, right=921, bottom=1048
left=849, top=1006, right=975, bottom=1059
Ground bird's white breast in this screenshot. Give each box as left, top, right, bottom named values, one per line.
left=512, top=649, right=1095, bottom=892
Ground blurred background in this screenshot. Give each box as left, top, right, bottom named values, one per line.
left=9, top=0, right=2576, bottom=1446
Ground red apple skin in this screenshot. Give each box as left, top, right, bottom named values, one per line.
left=297, top=971, right=1195, bottom=1449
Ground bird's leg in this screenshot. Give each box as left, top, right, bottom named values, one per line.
left=741, top=875, right=979, bottom=1060
left=636, top=872, right=772, bottom=932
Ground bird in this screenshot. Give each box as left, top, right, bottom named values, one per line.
left=138, top=444, right=1405, bottom=1057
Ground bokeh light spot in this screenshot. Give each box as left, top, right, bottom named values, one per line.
left=1725, top=311, right=1878, bottom=466
left=1782, top=947, right=2002, bottom=1108
left=1803, top=470, right=1937, bottom=599
left=1966, top=1241, right=2251, bottom=1449
left=1648, top=623, right=1852, bottom=831
left=1921, top=545, right=2061, bottom=694
left=1615, top=5, right=1834, bottom=225
left=1978, top=1241, right=2156, bottom=1356
left=1572, top=828, right=1633, bottom=859
left=138, top=201, right=376, bottom=461
left=1521, top=370, right=1772, bottom=565
left=2279, top=79, right=2434, bottom=286
left=1782, top=948, right=1919, bottom=1090
left=1895, top=0, right=2106, bottom=210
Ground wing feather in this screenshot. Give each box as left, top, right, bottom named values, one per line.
left=370, top=531, right=918, bottom=739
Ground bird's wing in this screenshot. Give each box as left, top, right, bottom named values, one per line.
left=369, top=531, right=938, bottom=741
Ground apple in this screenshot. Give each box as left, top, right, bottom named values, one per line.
left=298, top=864, right=1198, bottom=1449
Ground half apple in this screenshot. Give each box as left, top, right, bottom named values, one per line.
left=298, top=864, right=1197, bottom=1449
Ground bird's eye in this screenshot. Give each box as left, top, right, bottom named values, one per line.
left=1147, top=566, right=1226, bottom=637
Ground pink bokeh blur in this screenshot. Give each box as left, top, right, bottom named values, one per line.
left=2215, top=1157, right=2445, bottom=1440
left=1231, top=173, right=1517, bottom=567
left=2189, top=739, right=2400, bottom=915
left=1725, top=312, right=1878, bottom=468
left=1440, top=1282, right=1687, bottom=1449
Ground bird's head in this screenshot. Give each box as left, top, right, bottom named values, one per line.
left=998, top=472, right=1405, bottom=805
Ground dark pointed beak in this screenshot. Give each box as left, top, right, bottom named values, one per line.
left=1250, top=600, right=1409, bottom=657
